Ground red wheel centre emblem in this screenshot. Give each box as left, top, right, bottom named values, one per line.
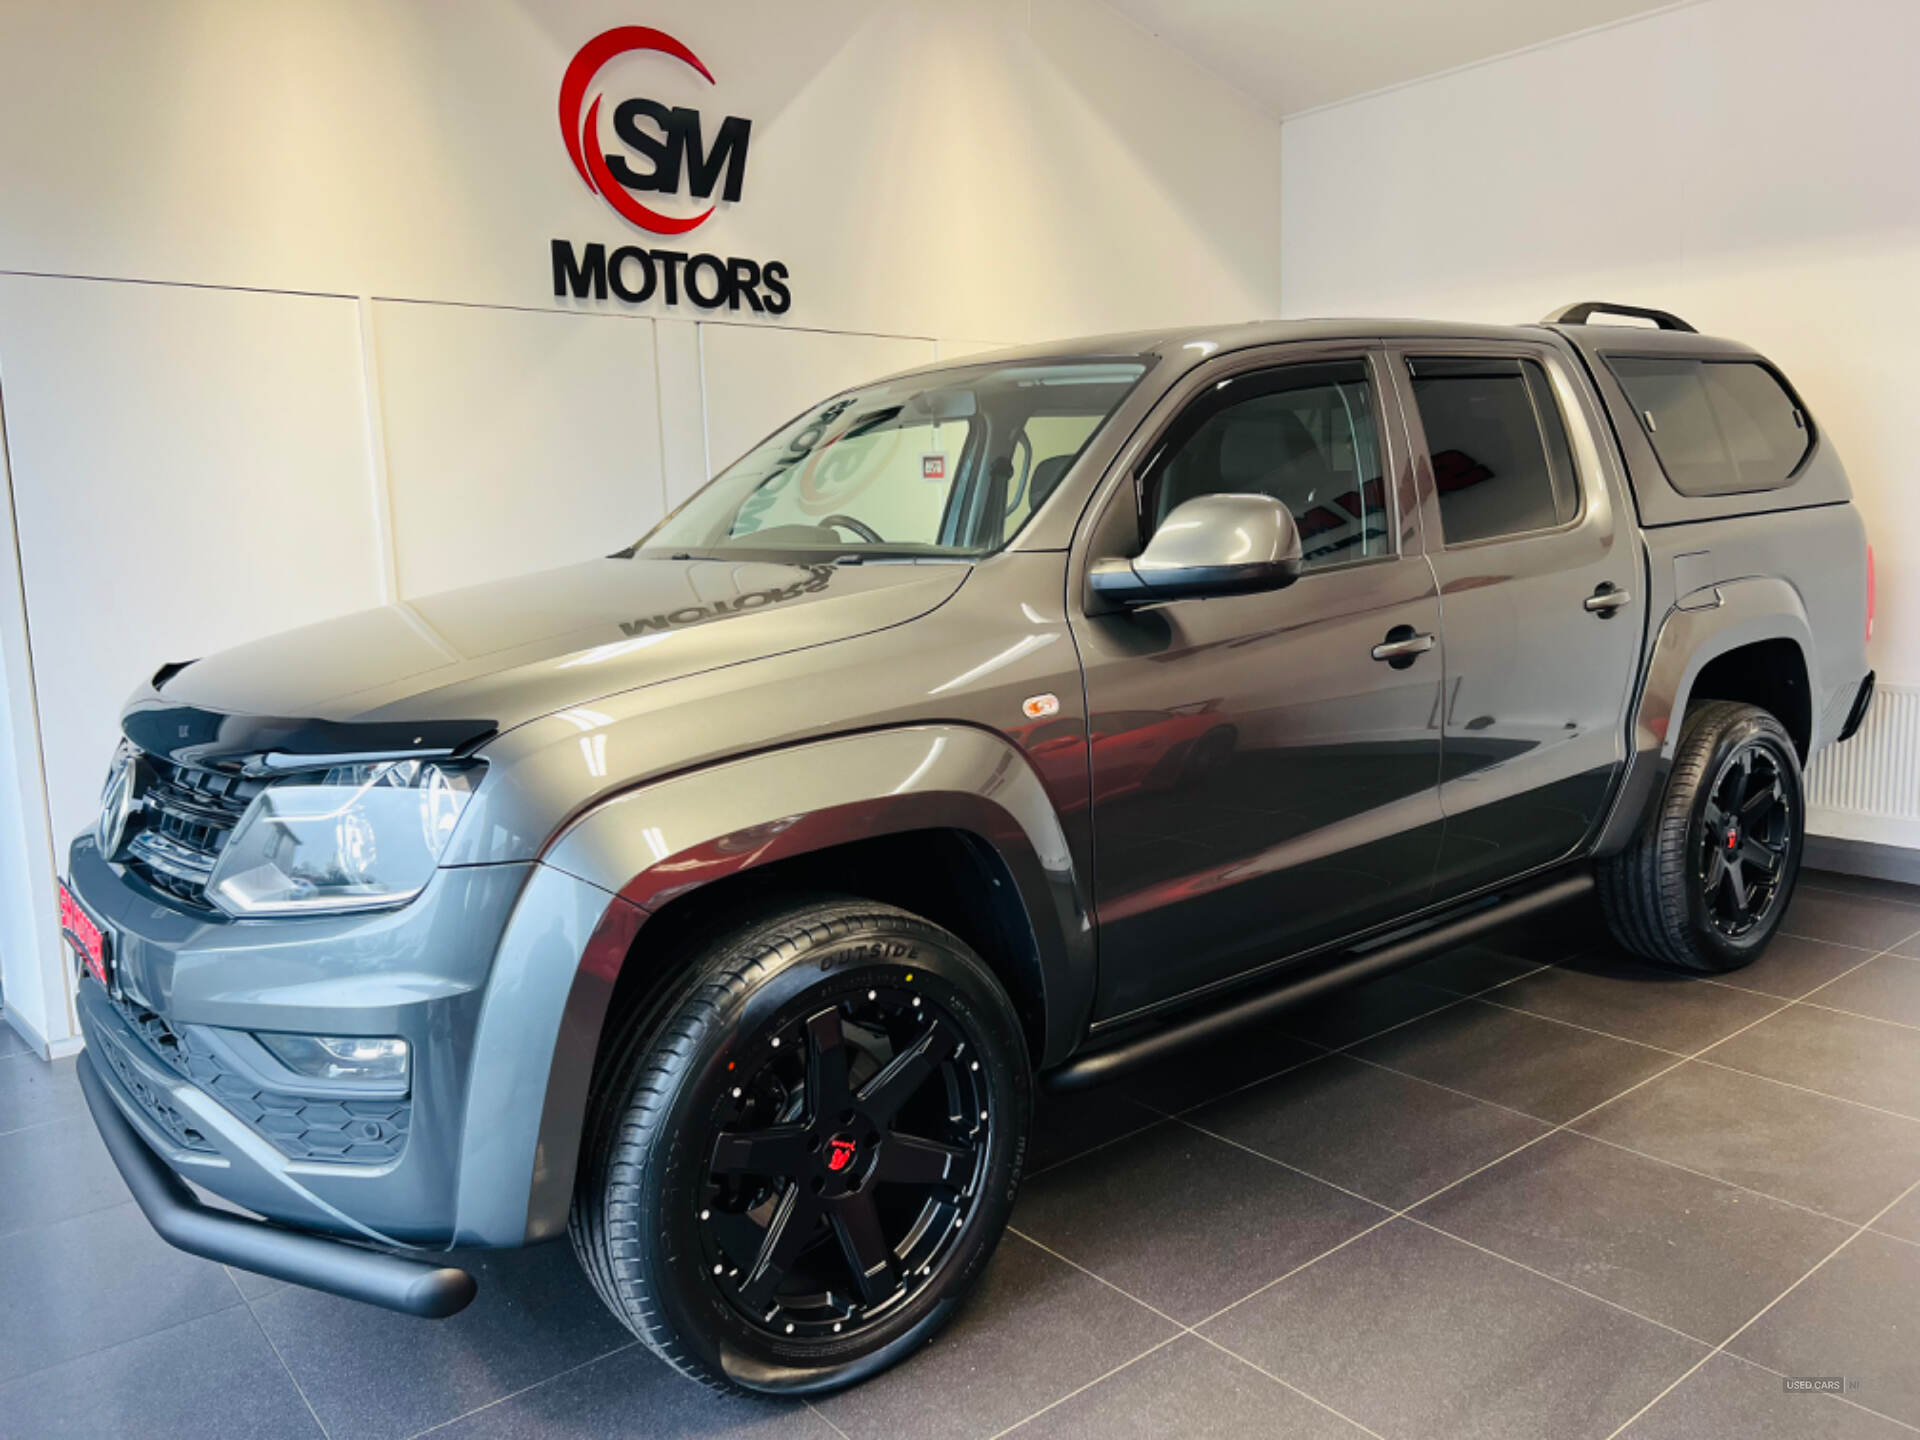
left=826, top=1135, right=858, bottom=1173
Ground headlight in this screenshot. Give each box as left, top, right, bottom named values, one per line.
left=209, top=760, right=481, bottom=917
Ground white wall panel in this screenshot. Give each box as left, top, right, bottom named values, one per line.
left=373, top=301, right=666, bottom=598
left=654, top=319, right=709, bottom=512
left=0, top=408, right=65, bottom=1053
left=0, top=276, right=383, bottom=884
left=0, top=0, right=1282, bottom=341
left=699, top=325, right=937, bottom=478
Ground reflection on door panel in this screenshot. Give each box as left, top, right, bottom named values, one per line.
left=1076, top=355, right=1445, bottom=1020
left=1404, top=352, right=1640, bottom=898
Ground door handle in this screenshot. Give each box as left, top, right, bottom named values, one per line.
left=1372, top=626, right=1435, bottom=668
left=1585, top=583, right=1631, bottom=616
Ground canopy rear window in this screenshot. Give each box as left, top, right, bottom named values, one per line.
left=1607, top=357, right=1812, bottom=497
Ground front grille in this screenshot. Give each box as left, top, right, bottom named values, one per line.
left=104, top=989, right=411, bottom=1165
left=120, top=753, right=263, bottom=908
left=91, top=1017, right=216, bottom=1153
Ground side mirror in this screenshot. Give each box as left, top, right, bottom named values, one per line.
left=1090, top=493, right=1303, bottom=606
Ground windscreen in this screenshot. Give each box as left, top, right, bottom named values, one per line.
left=639, top=358, right=1150, bottom=560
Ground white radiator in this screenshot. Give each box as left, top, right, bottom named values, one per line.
left=1807, top=681, right=1920, bottom=849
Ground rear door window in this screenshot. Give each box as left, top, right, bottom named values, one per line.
left=1607, top=358, right=1811, bottom=496
left=1408, top=356, right=1580, bottom=545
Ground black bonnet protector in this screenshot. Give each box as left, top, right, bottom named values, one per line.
left=120, top=698, right=495, bottom=772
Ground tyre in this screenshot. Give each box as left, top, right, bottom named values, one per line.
left=570, top=897, right=1032, bottom=1394
left=1598, top=700, right=1804, bottom=973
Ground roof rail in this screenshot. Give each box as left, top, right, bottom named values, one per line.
left=1541, top=301, right=1696, bottom=333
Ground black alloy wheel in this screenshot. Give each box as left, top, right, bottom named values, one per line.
left=571, top=898, right=1030, bottom=1394
left=1697, top=737, right=1793, bottom=940
left=1597, top=699, right=1804, bottom=974
left=700, top=986, right=991, bottom=1340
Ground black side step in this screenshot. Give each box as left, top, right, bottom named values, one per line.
left=1045, top=872, right=1594, bottom=1093
left=77, top=1051, right=476, bottom=1319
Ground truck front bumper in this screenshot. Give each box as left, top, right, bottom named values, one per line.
left=64, top=833, right=535, bottom=1250
left=76, top=1044, right=475, bottom=1317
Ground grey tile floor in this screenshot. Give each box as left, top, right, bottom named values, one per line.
left=3, top=871, right=1918, bottom=1439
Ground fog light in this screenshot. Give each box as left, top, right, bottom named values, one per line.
left=258, top=1033, right=410, bottom=1085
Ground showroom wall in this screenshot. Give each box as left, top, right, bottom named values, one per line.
left=0, top=0, right=1283, bottom=1053
left=1280, top=0, right=1920, bottom=854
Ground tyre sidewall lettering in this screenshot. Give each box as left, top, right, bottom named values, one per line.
left=1684, top=713, right=1803, bottom=961
left=643, top=915, right=1029, bottom=1385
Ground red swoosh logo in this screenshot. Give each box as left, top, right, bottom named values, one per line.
left=559, top=26, right=717, bottom=235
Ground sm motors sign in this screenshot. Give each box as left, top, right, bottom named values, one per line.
left=551, top=26, right=791, bottom=314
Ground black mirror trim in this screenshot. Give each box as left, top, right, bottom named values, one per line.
left=1089, top=556, right=1300, bottom=606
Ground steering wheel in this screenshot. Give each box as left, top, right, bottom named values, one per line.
left=820, top=514, right=885, bottom=544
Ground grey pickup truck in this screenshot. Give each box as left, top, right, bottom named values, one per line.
left=63, top=301, right=1873, bottom=1392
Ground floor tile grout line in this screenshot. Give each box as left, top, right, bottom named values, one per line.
left=1329, top=1048, right=1556, bottom=1125
left=1662, top=920, right=1920, bottom=1130
left=1006, top=1228, right=1397, bottom=1440
left=985, top=1334, right=1187, bottom=1440
left=1688, top=1055, right=1920, bottom=1124
left=1172, top=1113, right=1402, bottom=1211
left=1776, top=928, right=1892, bottom=953
left=1709, top=1343, right=1920, bottom=1436
left=0, top=1293, right=252, bottom=1397
left=1444, top=922, right=1920, bottom=1114
left=1399, top=1213, right=1725, bottom=1350
left=1004, top=1227, right=1194, bottom=1331
left=1564, top=1127, right=1909, bottom=1232
left=0, top=1193, right=138, bottom=1244
left=1173, top=988, right=1826, bottom=1430
left=1186, top=1212, right=1401, bottom=1332
left=1799, top=879, right=1920, bottom=912
left=1693, top=972, right=1866, bottom=1003
left=1017, top=911, right=1913, bottom=1432
left=1155, top=1043, right=1337, bottom=1120
left=1186, top=1028, right=1918, bottom=1230
left=231, top=1278, right=333, bottom=1440
left=1020, top=918, right=1912, bottom=1388
left=1468, top=995, right=1697, bottom=1058
left=1152, top=1025, right=1911, bottom=1241
left=1784, top=922, right=1920, bottom=1003
left=1793, top=998, right=1920, bottom=1034
left=805, top=1396, right=854, bottom=1439
left=1189, top=1333, right=1394, bottom=1440
left=1050, top=953, right=1581, bottom=1148
left=399, top=1341, right=641, bottom=1440
left=1185, top=956, right=1566, bottom=1107
left=1601, top=1172, right=1920, bottom=1440
left=1020, top=1111, right=1175, bottom=1182
left=1191, top=986, right=1806, bottom=1334
left=1030, top=955, right=1573, bottom=1179
left=0, top=1113, right=85, bottom=1141
left=1306, top=956, right=1561, bottom=1058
